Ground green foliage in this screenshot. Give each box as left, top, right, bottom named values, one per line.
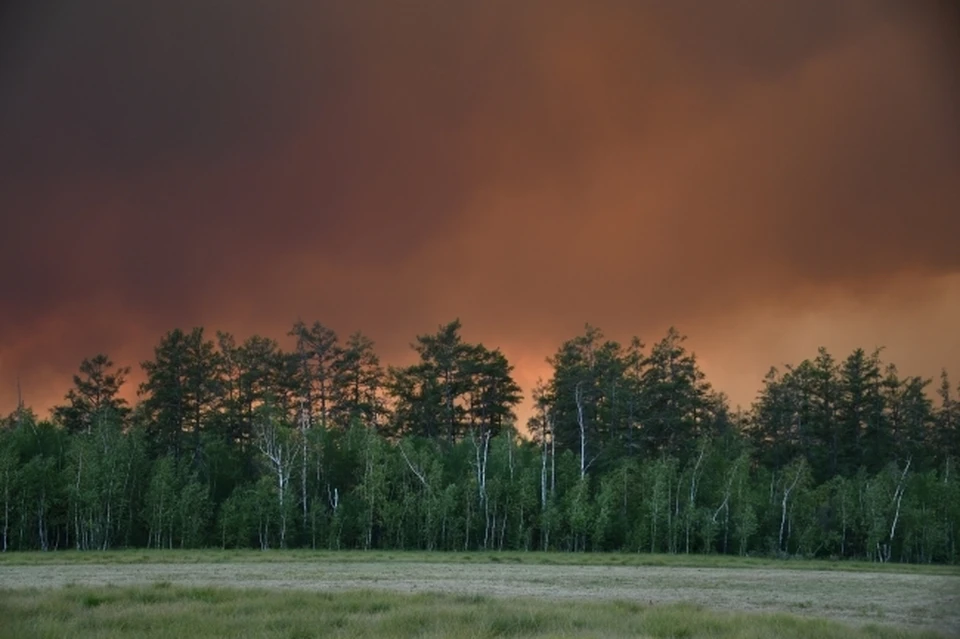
left=139, top=328, right=221, bottom=460
left=144, top=455, right=211, bottom=549
left=0, top=584, right=950, bottom=639
left=1, top=322, right=958, bottom=565
left=53, top=354, right=131, bottom=435
left=66, top=415, right=145, bottom=550
left=388, top=319, right=522, bottom=443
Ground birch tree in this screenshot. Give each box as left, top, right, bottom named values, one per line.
left=60, top=409, right=144, bottom=551
left=684, top=440, right=707, bottom=553
left=0, top=436, right=15, bottom=552
left=868, top=458, right=912, bottom=562
left=255, top=410, right=298, bottom=548
left=711, top=451, right=749, bottom=554
left=778, top=457, right=809, bottom=554
left=353, top=425, right=386, bottom=549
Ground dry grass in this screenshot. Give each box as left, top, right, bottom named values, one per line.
left=1, top=555, right=958, bottom=634
left=1, top=549, right=957, bottom=576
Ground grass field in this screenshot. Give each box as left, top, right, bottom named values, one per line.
left=0, top=584, right=951, bottom=639
left=1, top=552, right=957, bottom=637
left=2, top=549, right=958, bottom=575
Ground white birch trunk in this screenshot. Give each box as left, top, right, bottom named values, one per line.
left=256, top=419, right=296, bottom=549
left=575, top=382, right=587, bottom=480
left=884, top=457, right=911, bottom=562
left=686, top=445, right=705, bottom=553
left=779, top=463, right=804, bottom=553
left=540, top=424, right=547, bottom=511
left=300, top=404, right=309, bottom=531
left=473, top=430, right=491, bottom=548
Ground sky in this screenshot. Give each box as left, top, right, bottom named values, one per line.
left=1, top=0, right=959, bottom=426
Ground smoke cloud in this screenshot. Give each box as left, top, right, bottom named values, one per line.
left=1, top=0, right=958, bottom=419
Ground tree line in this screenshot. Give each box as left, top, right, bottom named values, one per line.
left=1, top=320, right=958, bottom=563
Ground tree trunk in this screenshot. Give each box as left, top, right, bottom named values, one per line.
left=37, top=491, right=48, bottom=552
left=686, top=446, right=705, bottom=554
left=473, top=430, right=490, bottom=549
left=540, top=424, right=548, bottom=511
left=884, top=457, right=911, bottom=563
left=779, top=463, right=804, bottom=553
left=576, top=382, right=587, bottom=480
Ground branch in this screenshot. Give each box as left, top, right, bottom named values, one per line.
left=712, top=456, right=743, bottom=524
left=888, top=457, right=911, bottom=546
left=711, top=493, right=730, bottom=524
left=785, top=461, right=804, bottom=498
left=398, top=441, right=430, bottom=491
left=690, top=445, right=706, bottom=504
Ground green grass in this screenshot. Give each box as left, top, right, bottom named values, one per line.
left=0, top=584, right=948, bottom=639
left=1, top=548, right=957, bottom=576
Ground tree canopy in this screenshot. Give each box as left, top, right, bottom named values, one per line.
left=1, top=320, right=957, bottom=563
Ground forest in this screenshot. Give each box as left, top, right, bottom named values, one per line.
left=1, top=320, right=958, bottom=563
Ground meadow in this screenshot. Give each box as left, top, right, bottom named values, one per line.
left=1, top=551, right=958, bottom=637
left=0, top=585, right=953, bottom=639
left=3, top=548, right=960, bottom=574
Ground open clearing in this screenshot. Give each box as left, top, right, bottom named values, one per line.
left=0, top=585, right=951, bottom=639
left=2, top=556, right=958, bottom=635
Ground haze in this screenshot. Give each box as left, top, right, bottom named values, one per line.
left=1, top=0, right=958, bottom=422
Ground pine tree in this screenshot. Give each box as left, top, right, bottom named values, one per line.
left=331, top=331, right=384, bottom=428
left=139, top=328, right=220, bottom=461
left=54, top=354, right=131, bottom=434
